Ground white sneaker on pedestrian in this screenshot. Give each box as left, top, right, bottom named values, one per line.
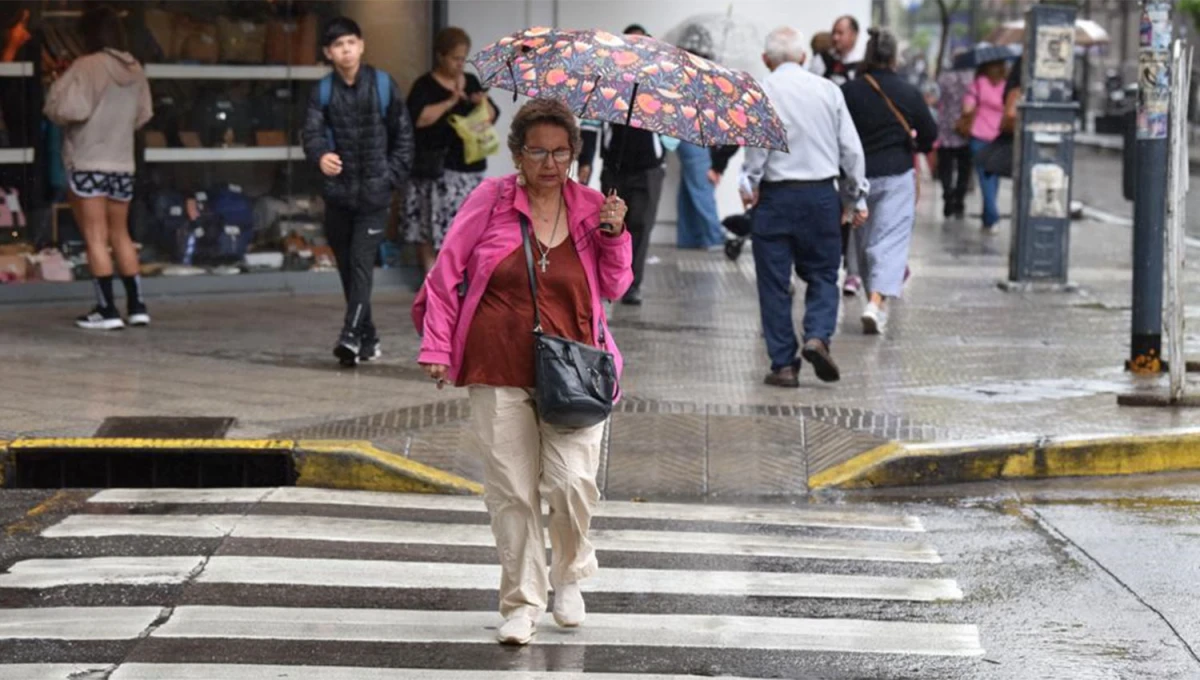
left=862, top=302, right=887, bottom=335
left=553, top=582, right=586, bottom=628
left=497, top=615, right=536, bottom=645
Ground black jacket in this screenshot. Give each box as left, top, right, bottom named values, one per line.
left=303, top=65, right=414, bottom=211
left=841, top=69, right=937, bottom=178
left=579, top=123, right=667, bottom=174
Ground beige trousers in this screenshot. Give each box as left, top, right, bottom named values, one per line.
left=468, top=386, right=605, bottom=620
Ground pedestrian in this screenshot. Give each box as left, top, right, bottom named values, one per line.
left=826, top=15, right=864, bottom=297
left=405, top=27, right=500, bottom=275
left=412, top=98, right=632, bottom=646
left=827, top=15, right=862, bottom=86
left=578, top=23, right=668, bottom=306
left=44, top=5, right=152, bottom=330
left=674, top=24, right=731, bottom=251
left=841, top=28, right=937, bottom=335
left=740, top=26, right=869, bottom=388
left=962, top=59, right=1008, bottom=230
left=935, top=63, right=973, bottom=219
left=303, top=16, right=414, bottom=366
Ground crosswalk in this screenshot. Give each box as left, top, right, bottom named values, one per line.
left=0, top=487, right=984, bottom=678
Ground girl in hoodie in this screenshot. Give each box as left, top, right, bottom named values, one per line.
left=44, top=5, right=152, bottom=330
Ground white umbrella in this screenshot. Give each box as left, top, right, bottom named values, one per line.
left=988, top=18, right=1110, bottom=48
left=661, top=7, right=764, bottom=75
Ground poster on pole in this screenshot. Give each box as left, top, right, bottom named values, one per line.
left=1033, top=25, right=1074, bottom=81
left=1138, top=52, right=1171, bottom=139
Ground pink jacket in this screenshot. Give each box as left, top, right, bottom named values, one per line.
left=412, top=174, right=634, bottom=387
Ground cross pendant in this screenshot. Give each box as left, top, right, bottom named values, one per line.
left=538, top=254, right=549, bottom=273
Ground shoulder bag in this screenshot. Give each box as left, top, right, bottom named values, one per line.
left=862, top=73, right=916, bottom=152
left=519, top=213, right=616, bottom=428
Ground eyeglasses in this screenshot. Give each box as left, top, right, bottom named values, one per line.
left=523, top=146, right=573, bottom=165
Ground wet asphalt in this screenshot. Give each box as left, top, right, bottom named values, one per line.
left=3, top=475, right=1200, bottom=679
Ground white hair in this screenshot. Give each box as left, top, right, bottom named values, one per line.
left=764, top=26, right=808, bottom=67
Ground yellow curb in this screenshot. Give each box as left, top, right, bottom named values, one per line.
left=809, top=431, right=1200, bottom=490
left=0, top=438, right=482, bottom=496
left=294, top=440, right=483, bottom=496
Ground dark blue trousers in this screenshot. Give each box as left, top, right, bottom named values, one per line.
left=751, top=182, right=842, bottom=372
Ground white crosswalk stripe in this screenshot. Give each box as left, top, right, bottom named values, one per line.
left=1, top=488, right=984, bottom=677
left=44, top=513, right=943, bottom=562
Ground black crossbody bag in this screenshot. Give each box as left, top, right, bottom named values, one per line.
left=519, top=214, right=616, bottom=428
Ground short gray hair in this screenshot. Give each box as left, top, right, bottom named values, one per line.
left=764, top=27, right=807, bottom=67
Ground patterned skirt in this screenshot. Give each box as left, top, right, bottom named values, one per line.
left=403, top=170, right=484, bottom=251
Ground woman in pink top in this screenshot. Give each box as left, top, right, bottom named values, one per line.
left=962, top=60, right=1008, bottom=229
left=413, top=98, right=632, bottom=646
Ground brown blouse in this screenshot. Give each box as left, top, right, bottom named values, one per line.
left=457, top=236, right=593, bottom=388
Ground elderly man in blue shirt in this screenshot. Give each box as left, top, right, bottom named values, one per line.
left=741, top=26, right=869, bottom=388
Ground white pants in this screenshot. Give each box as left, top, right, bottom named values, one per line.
left=468, top=386, right=605, bottom=620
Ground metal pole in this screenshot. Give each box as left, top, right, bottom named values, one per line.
left=1165, top=41, right=1193, bottom=401
left=1129, top=1, right=1172, bottom=374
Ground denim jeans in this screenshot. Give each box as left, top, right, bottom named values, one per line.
left=675, top=141, right=725, bottom=249
left=751, top=181, right=842, bottom=371
left=970, top=137, right=1000, bottom=227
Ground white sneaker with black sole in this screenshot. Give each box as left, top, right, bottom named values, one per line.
left=76, top=306, right=124, bottom=331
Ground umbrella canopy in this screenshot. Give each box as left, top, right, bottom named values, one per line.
left=470, top=27, right=788, bottom=151
left=952, top=43, right=1021, bottom=71
left=661, top=10, right=764, bottom=73
left=988, top=18, right=1110, bottom=48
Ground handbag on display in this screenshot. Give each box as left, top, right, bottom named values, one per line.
left=448, top=102, right=500, bottom=164
left=217, top=17, right=266, bottom=64
left=174, top=16, right=219, bottom=64
left=518, top=214, right=616, bottom=429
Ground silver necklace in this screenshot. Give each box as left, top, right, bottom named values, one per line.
left=532, top=193, right=564, bottom=273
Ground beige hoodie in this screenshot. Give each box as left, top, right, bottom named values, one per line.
left=44, top=49, right=153, bottom=174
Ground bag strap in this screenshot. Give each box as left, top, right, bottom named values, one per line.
left=518, top=213, right=543, bottom=334
left=318, top=69, right=390, bottom=148
left=862, top=73, right=913, bottom=140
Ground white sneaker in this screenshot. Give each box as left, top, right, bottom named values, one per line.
left=553, top=582, right=586, bottom=628
left=496, top=615, right=536, bottom=645
left=862, top=302, right=887, bottom=335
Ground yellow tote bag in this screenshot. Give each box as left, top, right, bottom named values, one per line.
left=448, top=102, right=499, bottom=165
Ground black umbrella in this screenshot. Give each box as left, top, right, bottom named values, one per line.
left=952, top=44, right=1020, bottom=71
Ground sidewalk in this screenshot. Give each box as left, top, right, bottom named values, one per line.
left=3, top=177, right=1200, bottom=497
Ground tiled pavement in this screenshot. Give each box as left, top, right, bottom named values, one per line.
left=3, top=176, right=1200, bottom=498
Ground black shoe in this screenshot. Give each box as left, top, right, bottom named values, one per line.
left=75, top=306, right=124, bottom=330
left=128, top=302, right=151, bottom=327
left=359, top=336, right=381, bottom=362
left=801, top=339, right=841, bottom=383
left=621, top=288, right=643, bottom=306
left=334, top=330, right=361, bottom=367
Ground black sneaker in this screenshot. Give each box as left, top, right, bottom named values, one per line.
left=128, top=302, right=151, bottom=327
left=76, top=306, right=124, bottom=330
left=334, top=329, right=361, bottom=367
left=359, top=336, right=382, bottom=362
left=621, top=288, right=643, bottom=306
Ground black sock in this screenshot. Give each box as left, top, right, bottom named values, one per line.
left=122, top=275, right=143, bottom=308
left=94, top=276, right=116, bottom=311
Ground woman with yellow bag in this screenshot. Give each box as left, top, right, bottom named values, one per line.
left=405, top=27, right=500, bottom=275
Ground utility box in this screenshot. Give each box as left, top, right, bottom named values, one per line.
left=1007, top=3, right=1080, bottom=286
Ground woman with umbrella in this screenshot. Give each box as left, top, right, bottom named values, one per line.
left=415, top=26, right=788, bottom=645
left=958, top=47, right=1013, bottom=230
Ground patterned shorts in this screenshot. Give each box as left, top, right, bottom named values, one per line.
left=403, top=170, right=484, bottom=251
left=69, top=170, right=135, bottom=202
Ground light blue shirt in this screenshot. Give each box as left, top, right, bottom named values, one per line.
left=740, top=62, right=869, bottom=208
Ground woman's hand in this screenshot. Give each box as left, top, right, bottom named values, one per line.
left=600, top=193, right=628, bottom=235
left=422, top=363, right=450, bottom=389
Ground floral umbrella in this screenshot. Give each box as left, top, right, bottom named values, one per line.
left=470, top=27, right=788, bottom=153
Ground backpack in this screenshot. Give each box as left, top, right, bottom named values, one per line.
left=317, top=68, right=390, bottom=147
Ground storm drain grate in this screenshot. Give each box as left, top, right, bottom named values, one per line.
left=10, top=448, right=294, bottom=489
left=94, top=416, right=236, bottom=439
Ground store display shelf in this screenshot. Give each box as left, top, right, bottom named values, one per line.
left=145, top=146, right=304, bottom=163
left=0, top=62, right=34, bottom=77
left=145, top=64, right=330, bottom=81
left=0, top=148, right=35, bottom=164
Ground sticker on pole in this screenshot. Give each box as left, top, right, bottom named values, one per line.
left=1138, top=53, right=1171, bottom=140
left=1034, top=25, right=1074, bottom=81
